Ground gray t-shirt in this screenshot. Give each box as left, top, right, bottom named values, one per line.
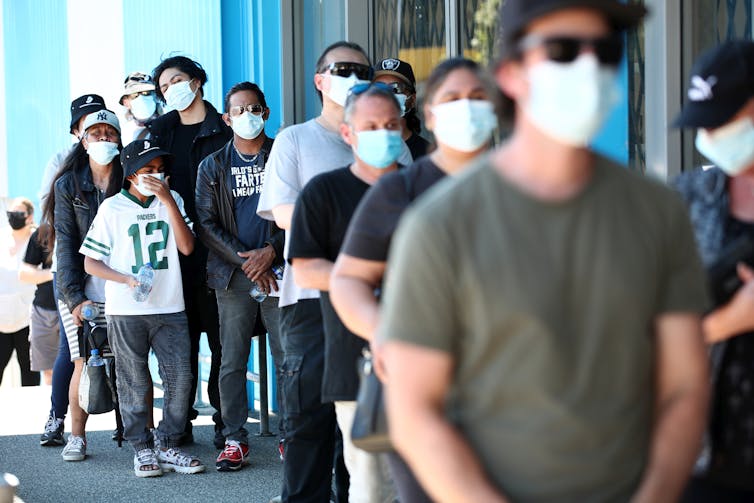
left=257, top=118, right=412, bottom=307
left=379, top=155, right=708, bottom=502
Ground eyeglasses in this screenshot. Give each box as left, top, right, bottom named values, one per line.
left=347, top=82, right=393, bottom=98
left=517, top=34, right=624, bottom=66
left=126, top=90, right=153, bottom=100
left=382, top=81, right=414, bottom=96
left=228, top=104, right=266, bottom=118
left=320, top=62, right=374, bottom=81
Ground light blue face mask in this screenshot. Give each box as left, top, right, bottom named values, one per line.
left=354, top=129, right=403, bottom=168
left=695, top=117, right=754, bottom=176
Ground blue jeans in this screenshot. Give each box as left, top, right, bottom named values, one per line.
left=108, top=312, right=192, bottom=450
left=50, top=274, right=73, bottom=419
left=215, top=270, right=281, bottom=443
left=279, top=299, right=337, bottom=503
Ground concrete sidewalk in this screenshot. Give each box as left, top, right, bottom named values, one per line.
left=0, top=385, right=283, bottom=503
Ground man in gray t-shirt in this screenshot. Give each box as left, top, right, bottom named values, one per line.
left=378, top=2, right=711, bottom=502
left=257, top=40, right=410, bottom=502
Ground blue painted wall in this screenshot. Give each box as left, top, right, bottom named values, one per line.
left=3, top=0, right=70, bottom=208
left=591, top=42, right=630, bottom=164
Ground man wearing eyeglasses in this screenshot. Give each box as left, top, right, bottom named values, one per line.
left=257, top=41, right=411, bottom=503
left=378, top=1, right=711, bottom=503
left=119, top=72, right=162, bottom=144
left=195, top=81, right=284, bottom=472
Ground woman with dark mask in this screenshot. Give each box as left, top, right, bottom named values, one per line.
left=42, top=109, right=123, bottom=462
left=0, top=197, right=38, bottom=386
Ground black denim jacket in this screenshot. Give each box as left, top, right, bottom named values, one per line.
left=53, top=161, right=104, bottom=312
left=195, top=138, right=284, bottom=290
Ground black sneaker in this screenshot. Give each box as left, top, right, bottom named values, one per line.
left=40, top=416, right=64, bottom=446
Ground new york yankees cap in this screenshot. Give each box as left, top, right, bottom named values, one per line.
left=121, top=139, right=172, bottom=180
left=70, top=94, right=107, bottom=134
left=495, top=0, right=646, bottom=63
left=81, top=109, right=121, bottom=135
left=374, top=58, right=416, bottom=88
left=673, top=40, right=754, bottom=129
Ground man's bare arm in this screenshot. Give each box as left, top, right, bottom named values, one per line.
left=383, top=340, right=509, bottom=503
left=632, top=312, right=709, bottom=503
left=271, top=204, right=294, bottom=230
left=329, top=254, right=385, bottom=341
left=291, top=257, right=333, bottom=291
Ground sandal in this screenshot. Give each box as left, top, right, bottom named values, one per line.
left=134, top=448, right=162, bottom=478
left=156, top=447, right=205, bottom=474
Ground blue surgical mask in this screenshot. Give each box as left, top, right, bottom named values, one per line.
left=232, top=112, right=265, bottom=140
left=130, top=94, right=157, bottom=121
left=354, top=129, right=403, bottom=168
left=695, top=117, right=754, bottom=176
left=395, top=94, right=408, bottom=116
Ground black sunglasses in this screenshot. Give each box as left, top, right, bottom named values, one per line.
left=320, top=62, right=374, bottom=81
left=517, top=34, right=624, bottom=66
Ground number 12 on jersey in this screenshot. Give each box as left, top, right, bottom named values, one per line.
left=127, top=221, right=169, bottom=273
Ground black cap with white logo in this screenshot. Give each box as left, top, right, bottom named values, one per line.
left=374, top=58, right=416, bottom=89
left=121, top=139, right=172, bottom=182
left=70, top=94, right=107, bottom=134
left=673, top=40, right=754, bottom=129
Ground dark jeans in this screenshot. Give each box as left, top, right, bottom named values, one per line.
left=216, top=270, right=281, bottom=443
left=108, top=312, right=192, bottom=450
left=50, top=274, right=74, bottom=419
left=0, top=326, right=39, bottom=386
left=280, top=299, right=337, bottom=503
left=184, top=282, right=223, bottom=431
left=386, top=452, right=432, bottom=502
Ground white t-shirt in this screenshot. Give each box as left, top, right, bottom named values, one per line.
left=257, top=118, right=412, bottom=307
left=79, top=189, right=192, bottom=316
left=0, top=229, right=35, bottom=333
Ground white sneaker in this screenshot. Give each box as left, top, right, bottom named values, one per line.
left=61, top=435, right=86, bottom=461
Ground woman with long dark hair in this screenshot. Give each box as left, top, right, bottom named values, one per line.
left=43, top=109, right=123, bottom=462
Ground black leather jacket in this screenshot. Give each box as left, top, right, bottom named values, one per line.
left=147, top=100, right=233, bottom=286
left=195, top=138, right=284, bottom=290
left=53, top=161, right=105, bottom=311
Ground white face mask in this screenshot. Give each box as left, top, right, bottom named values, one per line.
left=523, top=54, right=619, bottom=146
left=232, top=112, right=265, bottom=140
left=133, top=173, right=165, bottom=197
left=395, top=94, right=408, bottom=116
left=87, top=141, right=119, bottom=165
left=164, top=80, right=196, bottom=112
left=695, top=117, right=754, bottom=176
left=130, top=94, right=157, bottom=121
left=325, top=74, right=370, bottom=107
left=431, top=99, right=497, bottom=152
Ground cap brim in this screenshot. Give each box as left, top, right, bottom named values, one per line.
left=374, top=70, right=413, bottom=87
left=672, top=99, right=744, bottom=129
left=125, top=148, right=173, bottom=179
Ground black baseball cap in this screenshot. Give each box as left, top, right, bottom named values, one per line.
left=673, top=40, right=754, bottom=129
left=374, top=58, right=416, bottom=88
left=121, top=139, right=172, bottom=182
left=496, top=0, right=647, bottom=62
left=70, top=94, right=106, bottom=134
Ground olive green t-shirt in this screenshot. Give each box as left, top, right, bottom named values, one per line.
left=379, top=155, right=708, bottom=502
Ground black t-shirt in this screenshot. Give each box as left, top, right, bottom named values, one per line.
left=23, top=228, right=55, bottom=310
left=227, top=148, right=268, bottom=250
left=405, top=132, right=430, bottom=160
left=288, top=166, right=372, bottom=401
left=341, top=155, right=445, bottom=262
left=170, top=122, right=202, bottom=221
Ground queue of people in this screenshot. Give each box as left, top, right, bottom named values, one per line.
left=6, top=0, right=753, bottom=500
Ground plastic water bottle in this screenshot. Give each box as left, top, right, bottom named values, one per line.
left=81, top=303, right=100, bottom=321
left=87, top=349, right=105, bottom=367
left=133, top=262, right=155, bottom=302
left=249, top=264, right=285, bottom=303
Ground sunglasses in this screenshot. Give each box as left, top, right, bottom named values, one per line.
left=347, top=82, right=393, bottom=98
left=382, top=81, right=414, bottom=96
left=320, top=62, right=374, bottom=81
left=228, top=104, right=266, bottom=118
left=517, top=34, right=624, bottom=66
left=126, top=90, right=153, bottom=100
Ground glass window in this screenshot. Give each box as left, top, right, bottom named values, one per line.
left=373, top=0, right=446, bottom=85
left=627, top=12, right=645, bottom=172
left=462, top=0, right=499, bottom=65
